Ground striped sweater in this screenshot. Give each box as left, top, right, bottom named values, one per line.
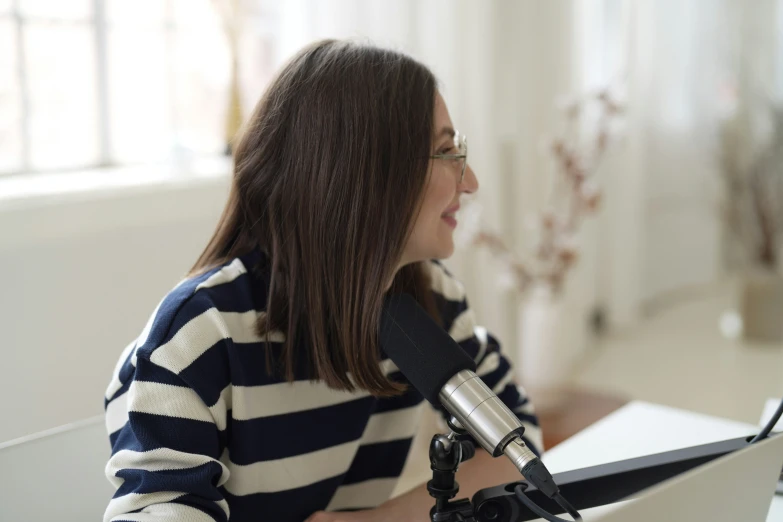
left=103, top=249, right=542, bottom=522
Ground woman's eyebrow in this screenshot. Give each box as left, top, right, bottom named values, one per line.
left=435, top=126, right=455, bottom=139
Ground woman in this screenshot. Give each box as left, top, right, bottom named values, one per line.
left=104, top=39, right=542, bottom=522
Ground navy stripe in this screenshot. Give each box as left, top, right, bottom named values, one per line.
left=457, top=336, right=482, bottom=360
left=432, top=293, right=467, bottom=334
left=115, top=412, right=221, bottom=457
left=133, top=357, right=190, bottom=387
left=227, top=396, right=375, bottom=464
left=178, top=341, right=232, bottom=406
left=113, top=462, right=225, bottom=499
left=477, top=356, right=512, bottom=390
left=135, top=270, right=218, bottom=353
left=342, top=439, right=412, bottom=485
left=172, top=494, right=229, bottom=522
left=109, top=427, right=122, bottom=448
left=221, top=475, right=345, bottom=522
left=195, top=271, right=257, bottom=313
left=373, top=387, right=424, bottom=413
left=226, top=341, right=315, bottom=386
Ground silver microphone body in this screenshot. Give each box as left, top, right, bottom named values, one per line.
left=438, top=369, right=538, bottom=473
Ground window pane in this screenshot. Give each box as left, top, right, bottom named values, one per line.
left=172, top=0, right=222, bottom=29
left=0, top=19, right=22, bottom=174
left=0, top=0, right=12, bottom=15
left=19, top=0, right=92, bottom=20
left=25, top=22, right=99, bottom=170
left=107, top=27, right=170, bottom=163
left=170, top=0, right=230, bottom=155
left=106, top=0, right=165, bottom=26
left=238, top=32, right=277, bottom=115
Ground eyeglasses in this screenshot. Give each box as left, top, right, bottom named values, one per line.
left=430, top=130, right=468, bottom=183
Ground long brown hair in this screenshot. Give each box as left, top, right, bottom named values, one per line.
left=192, top=39, right=440, bottom=397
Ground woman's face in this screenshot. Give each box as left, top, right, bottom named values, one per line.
left=400, top=92, right=479, bottom=267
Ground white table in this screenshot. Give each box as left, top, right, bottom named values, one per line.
left=540, top=400, right=783, bottom=521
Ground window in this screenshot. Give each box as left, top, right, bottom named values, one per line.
left=0, top=0, right=279, bottom=176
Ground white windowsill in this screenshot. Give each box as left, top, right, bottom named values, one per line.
left=0, top=156, right=233, bottom=211
left=0, top=157, right=233, bottom=247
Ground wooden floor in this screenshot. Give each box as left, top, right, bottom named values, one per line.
left=536, top=388, right=629, bottom=450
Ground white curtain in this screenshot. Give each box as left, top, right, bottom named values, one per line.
left=597, top=0, right=783, bottom=323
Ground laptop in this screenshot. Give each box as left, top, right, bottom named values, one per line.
left=547, top=431, right=783, bottom=521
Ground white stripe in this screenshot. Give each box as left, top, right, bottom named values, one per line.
left=196, top=258, right=247, bottom=291
left=474, top=325, right=488, bottom=345
left=515, top=382, right=532, bottom=398
left=149, top=308, right=285, bottom=375
left=449, top=308, right=477, bottom=343
left=105, top=340, right=137, bottom=400
left=106, top=391, right=129, bottom=435
left=129, top=381, right=215, bottom=424
left=383, top=359, right=400, bottom=374
left=476, top=351, right=501, bottom=376
left=106, top=447, right=230, bottom=489
left=223, top=439, right=360, bottom=495
left=326, top=477, right=399, bottom=511
left=473, top=325, right=488, bottom=363
left=108, top=502, right=220, bottom=522
left=231, top=359, right=398, bottom=420
left=105, top=491, right=185, bottom=522
left=107, top=385, right=230, bottom=436
left=428, top=261, right=466, bottom=301
left=232, top=381, right=369, bottom=420
left=209, top=385, right=232, bottom=431
left=361, top=403, right=426, bottom=445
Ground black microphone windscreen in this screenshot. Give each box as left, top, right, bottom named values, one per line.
left=379, top=293, right=477, bottom=406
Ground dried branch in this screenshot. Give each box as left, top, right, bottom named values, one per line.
left=464, top=86, right=624, bottom=295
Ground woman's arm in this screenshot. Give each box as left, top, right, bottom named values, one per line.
left=306, top=449, right=522, bottom=522
left=104, top=356, right=229, bottom=522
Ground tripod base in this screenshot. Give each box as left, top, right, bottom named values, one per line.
left=430, top=498, right=475, bottom=522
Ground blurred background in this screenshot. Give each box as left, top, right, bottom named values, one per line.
left=1, top=0, right=782, bottom=511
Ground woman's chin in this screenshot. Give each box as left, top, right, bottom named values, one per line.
left=435, top=239, right=455, bottom=260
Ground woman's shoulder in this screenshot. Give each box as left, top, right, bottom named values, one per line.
left=133, top=251, right=269, bottom=362
left=105, top=251, right=274, bottom=404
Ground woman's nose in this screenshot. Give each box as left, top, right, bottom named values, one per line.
left=460, top=163, right=479, bottom=194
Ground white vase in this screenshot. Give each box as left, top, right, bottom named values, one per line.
left=738, top=269, right=783, bottom=343
left=517, top=284, right=584, bottom=411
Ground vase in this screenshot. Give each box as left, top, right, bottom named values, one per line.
left=738, top=269, right=783, bottom=343
left=517, top=284, right=585, bottom=412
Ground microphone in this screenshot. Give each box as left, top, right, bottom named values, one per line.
left=379, top=293, right=555, bottom=494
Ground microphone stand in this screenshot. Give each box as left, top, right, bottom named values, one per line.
left=427, top=419, right=477, bottom=522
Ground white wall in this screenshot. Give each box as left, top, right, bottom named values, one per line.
left=0, top=168, right=230, bottom=442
